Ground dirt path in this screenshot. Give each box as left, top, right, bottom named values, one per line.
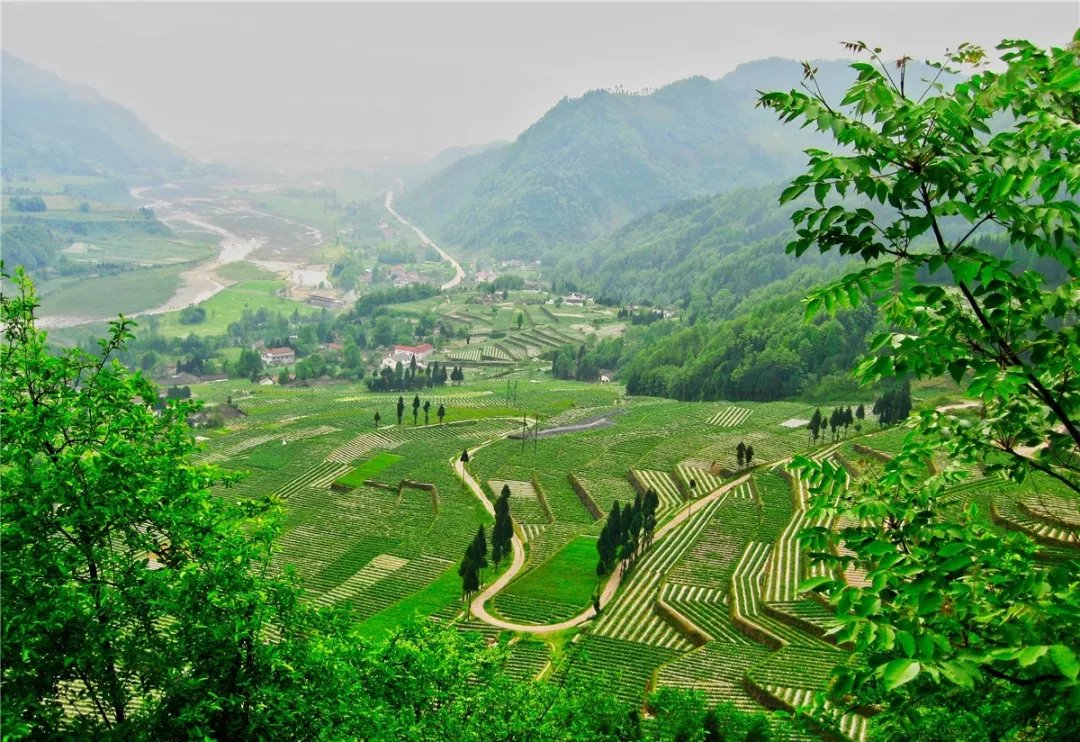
left=385, top=191, right=465, bottom=290
left=453, top=434, right=752, bottom=633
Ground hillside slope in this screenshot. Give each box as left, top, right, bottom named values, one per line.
left=396, top=58, right=858, bottom=260
left=1, top=52, right=183, bottom=177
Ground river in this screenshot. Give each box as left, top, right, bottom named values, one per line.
left=37, top=185, right=322, bottom=329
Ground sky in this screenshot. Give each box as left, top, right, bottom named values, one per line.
left=3, top=2, right=1077, bottom=158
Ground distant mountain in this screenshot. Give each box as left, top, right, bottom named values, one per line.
left=1, top=52, right=184, bottom=177
left=396, top=58, right=860, bottom=260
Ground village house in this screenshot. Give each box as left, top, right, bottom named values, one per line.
left=563, top=292, right=590, bottom=306
left=388, top=265, right=423, bottom=287
left=380, top=342, right=434, bottom=371
left=260, top=347, right=296, bottom=366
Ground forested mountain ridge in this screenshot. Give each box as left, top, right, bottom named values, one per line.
left=539, top=183, right=880, bottom=402
left=558, top=185, right=856, bottom=318
left=396, top=58, right=863, bottom=259
left=1, top=52, right=184, bottom=177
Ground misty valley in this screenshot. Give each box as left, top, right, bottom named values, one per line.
left=2, top=6, right=1078, bottom=742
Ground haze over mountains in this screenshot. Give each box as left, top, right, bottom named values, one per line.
left=1, top=52, right=183, bottom=177
left=396, top=59, right=862, bottom=260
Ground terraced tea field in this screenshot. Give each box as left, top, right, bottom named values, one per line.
left=192, top=378, right=1076, bottom=740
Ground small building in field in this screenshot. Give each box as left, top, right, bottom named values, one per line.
left=306, top=293, right=343, bottom=308
left=261, top=347, right=296, bottom=366
left=391, top=343, right=434, bottom=364
left=563, top=292, right=590, bottom=306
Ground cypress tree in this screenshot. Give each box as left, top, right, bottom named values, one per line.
left=438, top=404, right=447, bottom=424
left=423, top=399, right=431, bottom=424
left=492, top=485, right=513, bottom=568
left=412, top=395, right=420, bottom=425
left=396, top=396, right=405, bottom=425
left=469, top=525, right=488, bottom=583
left=642, top=488, right=659, bottom=547
left=736, top=441, right=747, bottom=468
left=745, top=445, right=754, bottom=467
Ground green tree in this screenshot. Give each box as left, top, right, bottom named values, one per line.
left=438, top=403, right=447, bottom=424
left=396, top=395, right=405, bottom=425
left=516, top=312, right=524, bottom=330
left=278, top=365, right=290, bottom=385
left=745, top=445, right=754, bottom=468
left=412, top=394, right=421, bottom=425
left=1, top=272, right=326, bottom=738
left=423, top=399, right=431, bottom=425
left=492, top=484, right=513, bottom=568
left=736, top=441, right=746, bottom=468
left=761, top=35, right=1080, bottom=735
left=374, top=410, right=382, bottom=428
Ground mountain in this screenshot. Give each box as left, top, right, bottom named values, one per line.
left=563, top=186, right=877, bottom=402
left=1, top=52, right=184, bottom=177
left=396, top=58, right=858, bottom=261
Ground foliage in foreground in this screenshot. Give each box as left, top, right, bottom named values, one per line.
left=760, top=33, right=1080, bottom=738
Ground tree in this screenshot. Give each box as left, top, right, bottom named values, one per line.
left=492, top=484, right=513, bottom=568
left=809, top=407, right=823, bottom=444
left=396, top=395, right=405, bottom=425
left=745, top=445, right=754, bottom=468
left=235, top=347, right=264, bottom=380
left=469, top=526, right=488, bottom=582
left=374, top=410, right=382, bottom=428
left=0, top=272, right=334, bottom=737
left=597, top=501, right=621, bottom=577
left=458, top=551, right=479, bottom=600
left=423, top=399, right=431, bottom=425
left=642, top=488, right=659, bottom=548
left=736, top=441, right=747, bottom=468
left=438, top=403, right=447, bottom=424
left=412, top=394, right=421, bottom=425
left=761, top=36, right=1080, bottom=735
left=460, top=448, right=469, bottom=464
left=516, top=312, right=524, bottom=330
left=278, top=366, right=290, bottom=385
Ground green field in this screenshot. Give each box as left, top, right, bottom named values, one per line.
left=153, top=278, right=320, bottom=336
left=38, top=264, right=187, bottom=317
left=335, top=453, right=404, bottom=487
left=499, top=535, right=599, bottom=612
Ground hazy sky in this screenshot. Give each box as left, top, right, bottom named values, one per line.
left=4, top=2, right=1077, bottom=158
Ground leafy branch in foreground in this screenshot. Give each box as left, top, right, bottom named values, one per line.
left=760, top=32, right=1080, bottom=739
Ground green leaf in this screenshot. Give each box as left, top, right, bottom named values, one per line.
left=897, top=631, right=916, bottom=658
left=1049, top=645, right=1079, bottom=681
left=799, top=575, right=834, bottom=592
left=1017, top=645, right=1048, bottom=667
left=882, top=658, right=921, bottom=690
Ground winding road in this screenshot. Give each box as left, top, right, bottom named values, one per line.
left=384, top=190, right=466, bottom=290
left=452, top=434, right=752, bottom=634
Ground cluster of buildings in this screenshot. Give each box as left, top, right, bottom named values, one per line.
left=388, top=265, right=423, bottom=287
left=379, top=343, right=434, bottom=371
